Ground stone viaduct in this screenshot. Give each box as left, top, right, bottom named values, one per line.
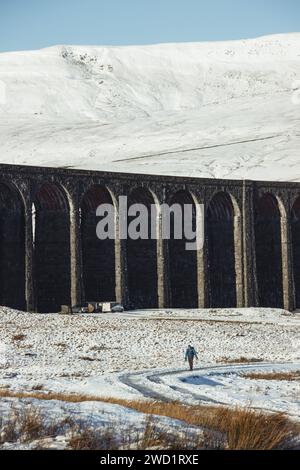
left=0, top=163, right=299, bottom=313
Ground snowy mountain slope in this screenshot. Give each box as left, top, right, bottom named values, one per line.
left=0, top=33, right=299, bottom=181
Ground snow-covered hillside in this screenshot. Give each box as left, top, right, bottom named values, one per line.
left=0, top=33, right=300, bottom=180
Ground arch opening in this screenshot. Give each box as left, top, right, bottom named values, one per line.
left=206, top=192, right=237, bottom=308
left=126, top=188, right=158, bottom=309
left=0, top=183, right=26, bottom=310
left=33, top=183, right=71, bottom=312
left=291, top=196, right=300, bottom=308
left=254, top=193, right=283, bottom=308
left=81, top=185, right=116, bottom=302
left=168, top=190, right=198, bottom=308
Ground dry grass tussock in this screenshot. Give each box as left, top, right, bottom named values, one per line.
left=11, top=333, right=26, bottom=342
left=0, top=405, right=74, bottom=445
left=0, top=405, right=215, bottom=450
left=100, top=400, right=299, bottom=450
left=217, top=357, right=264, bottom=364
left=79, top=356, right=100, bottom=362
left=68, top=415, right=212, bottom=450
left=244, top=371, right=300, bottom=381
left=0, top=389, right=298, bottom=449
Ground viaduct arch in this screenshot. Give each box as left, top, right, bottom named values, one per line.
left=33, top=183, right=71, bottom=313
left=254, top=193, right=284, bottom=308
left=126, top=187, right=158, bottom=309
left=80, top=185, right=116, bottom=303
left=168, top=190, right=198, bottom=308
left=206, top=191, right=238, bottom=308
left=291, top=195, right=300, bottom=308
left=0, top=165, right=299, bottom=312
left=0, top=182, right=26, bottom=310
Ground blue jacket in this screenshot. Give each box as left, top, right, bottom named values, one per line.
left=185, top=346, right=198, bottom=360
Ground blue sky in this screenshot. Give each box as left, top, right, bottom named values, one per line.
left=0, top=0, right=299, bottom=52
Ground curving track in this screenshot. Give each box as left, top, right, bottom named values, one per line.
left=119, top=361, right=300, bottom=415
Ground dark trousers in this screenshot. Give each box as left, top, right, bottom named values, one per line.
left=188, top=356, right=194, bottom=370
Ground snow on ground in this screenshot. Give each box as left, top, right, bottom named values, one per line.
left=0, top=395, right=199, bottom=450
left=0, top=307, right=300, bottom=407
left=133, top=363, right=300, bottom=418
left=0, top=33, right=300, bottom=181
left=1, top=306, right=300, bottom=447
left=121, top=307, right=300, bottom=324
left=1, top=307, right=300, bottom=386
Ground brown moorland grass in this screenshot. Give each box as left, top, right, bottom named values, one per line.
left=244, top=371, right=300, bottom=381
left=0, top=389, right=298, bottom=449
left=101, top=400, right=298, bottom=450
left=11, top=333, right=27, bottom=342
left=68, top=415, right=212, bottom=450
left=0, top=403, right=215, bottom=450
left=0, top=405, right=74, bottom=445
left=68, top=425, right=119, bottom=450
left=217, top=357, right=264, bottom=364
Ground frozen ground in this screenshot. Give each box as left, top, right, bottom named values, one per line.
left=127, top=362, right=300, bottom=418
left=0, top=395, right=200, bottom=450
left=1, top=307, right=300, bottom=385
left=0, top=305, right=300, bottom=449
left=0, top=33, right=300, bottom=181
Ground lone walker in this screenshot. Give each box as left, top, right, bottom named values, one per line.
left=185, top=344, right=198, bottom=371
